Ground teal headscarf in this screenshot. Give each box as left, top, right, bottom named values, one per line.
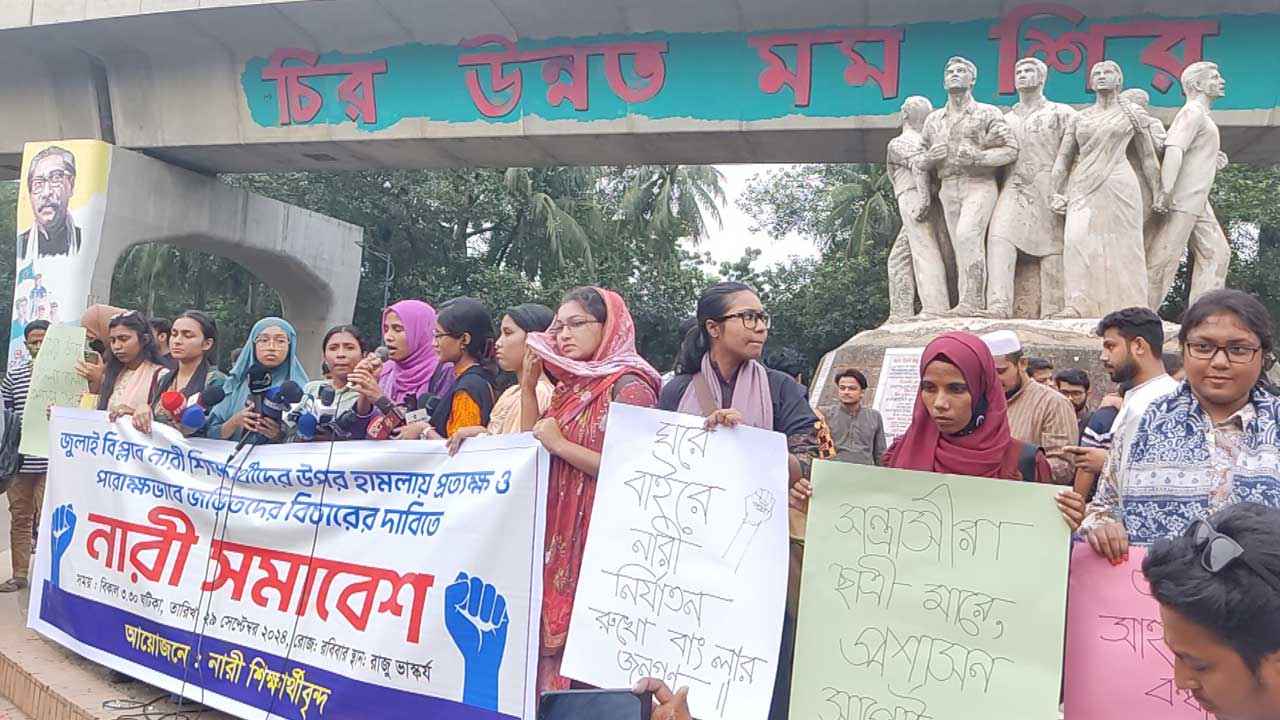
left=205, top=317, right=310, bottom=441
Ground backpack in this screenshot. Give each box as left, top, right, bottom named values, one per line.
left=0, top=407, right=22, bottom=493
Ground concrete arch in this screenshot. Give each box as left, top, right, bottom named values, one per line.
left=87, top=146, right=361, bottom=374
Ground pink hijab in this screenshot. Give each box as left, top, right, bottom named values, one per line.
left=377, top=300, right=454, bottom=403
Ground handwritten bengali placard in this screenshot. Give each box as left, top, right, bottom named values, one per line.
left=29, top=408, right=550, bottom=720
left=561, top=404, right=789, bottom=720
left=790, top=462, right=1070, bottom=720
left=1064, top=543, right=1209, bottom=720
left=19, top=323, right=87, bottom=458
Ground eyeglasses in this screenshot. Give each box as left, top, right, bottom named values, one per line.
left=433, top=331, right=462, bottom=340
left=254, top=336, right=289, bottom=348
left=30, top=170, right=72, bottom=193
left=1185, top=341, right=1261, bottom=364
left=1186, top=518, right=1280, bottom=593
left=717, top=309, right=771, bottom=330
left=549, top=317, right=601, bottom=335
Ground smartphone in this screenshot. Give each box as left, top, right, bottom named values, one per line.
left=83, top=350, right=99, bottom=363
left=538, top=689, right=651, bottom=720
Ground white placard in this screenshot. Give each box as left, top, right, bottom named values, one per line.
left=562, top=403, right=788, bottom=720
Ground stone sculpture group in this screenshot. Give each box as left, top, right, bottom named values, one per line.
left=887, top=56, right=1230, bottom=321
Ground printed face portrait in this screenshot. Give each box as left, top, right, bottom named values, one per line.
left=28, top=152, right=76, bottom=232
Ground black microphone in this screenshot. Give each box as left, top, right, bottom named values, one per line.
left=234, top=368, right=291, bottom=452
left=318, top=384, right=336, bottom=407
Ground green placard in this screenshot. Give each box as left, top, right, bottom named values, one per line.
left=790, top=461, right=1070, bottom=720
left=19, top=324, right=87, bottom=458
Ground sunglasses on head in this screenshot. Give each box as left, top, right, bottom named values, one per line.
left=1186, top=518, right=1280, bottom=594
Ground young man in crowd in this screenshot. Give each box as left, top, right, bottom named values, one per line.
left=1027, top=356, right=1055, bottom=385
left=150, top=317, right=174, bottom=365
left=984, top=330, right=1078, bottom=484
left=1054, top=367, right=1092, bottom=436
left=1061, top=307, right=1178, bottom=489
left=821, top=368, right=886, bottom=466
left=0, top=320, right=50, bottom=592
left=1143, top=502, right=1280, bottom=720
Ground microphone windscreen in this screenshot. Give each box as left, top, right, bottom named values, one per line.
left=200, top=385, right=226, bottom=407
left=179, top=405, right=206, bottom=429
left=160, top=391, right=186, bottom=415
left=297, top=413, right=318, bottom=440
left=374, top=346, right=390, bottom=361
left=318, top=384, right=336, bottom=406
left=279, top=381, right=304, bottom=403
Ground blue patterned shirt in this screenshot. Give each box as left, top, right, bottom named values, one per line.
left=1082, top=383, right=1280, bottom=545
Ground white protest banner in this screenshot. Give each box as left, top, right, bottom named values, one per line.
left=872, top=346, right=925, bottom=445
left=561, top=404, right=788, bottom=720
left=31, top=408, right=549, bottom=720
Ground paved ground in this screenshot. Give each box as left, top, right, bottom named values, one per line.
left=0, top=492, right=31, bottom=720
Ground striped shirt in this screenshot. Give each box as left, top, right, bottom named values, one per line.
left=0, top=361, right=48, bottom=473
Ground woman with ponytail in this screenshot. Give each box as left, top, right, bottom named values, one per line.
left=657, top=281, right=821, bottom=720
left=399, top=296, right=497, bottom=439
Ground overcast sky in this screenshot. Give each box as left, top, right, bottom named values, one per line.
left=685, top=164, right=818, bottom=270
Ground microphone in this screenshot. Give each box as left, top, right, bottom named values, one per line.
left=178, top=384, right=226, bottom=430
left=318, top=384, right=336, bottom=407
left=374, top=346, right=390, bottom=362
left=296, top=412, right=319, bottom=441
left=235, top=376, right=301, bottom=451
left=159, top=391, right=186, bottom=417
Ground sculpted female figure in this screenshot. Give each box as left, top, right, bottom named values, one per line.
left=1050, top=61, right=1161, bottom=318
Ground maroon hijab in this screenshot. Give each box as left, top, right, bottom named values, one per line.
left=883, top=331, right=1016, bottom=478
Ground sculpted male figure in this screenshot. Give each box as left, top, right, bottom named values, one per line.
left=886, top=96, right=951, bottom=320
left=921, top=56, right=1019, bottom=316
left=987, top=58, right=1075, bottom=319
left=1148, top=62, right=1232, bottom=310
left=1120, top=89, right=1169, bottom=236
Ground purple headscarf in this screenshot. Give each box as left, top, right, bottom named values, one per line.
left=377, top=300, right=455, bottom=403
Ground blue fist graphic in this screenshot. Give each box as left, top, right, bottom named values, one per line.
left=444, top=572, right=509, bottom=710
left=50, top=504, right=76, bottom=589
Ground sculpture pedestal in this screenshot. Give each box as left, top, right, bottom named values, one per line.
left=811, top=317, right=1181, bottom=435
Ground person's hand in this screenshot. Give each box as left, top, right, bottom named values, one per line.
left=704, top=408, right=743, bottom=430
left=131, top=405, right=153, bottom=434
left=954, top=145, right=977, bottom=166
left=532, top=417, right=565, bottom=454
left=108, top=403, right=135, bottom=422
left=227, top=405, right=256, bottom=434
left=1100, top=393, right=1123, bottom=410
left=447, top=425, right=488, bottom=455
left=1086, top=521, right=1130, bottom=565
left=634, top=678, right=692, bottom=720
left=925, top=144, right=948, bottom=165
left=75, top=358, right=104, bottom=388
left=347, top=367, right=384, bottom=404
left=1055, top=490, right=1087, bottom=531
left=1217, top=151, right=1229, bottom=170
left=1153, top=190, right=1171, bottom=214
left=393, top=420, right=429, bottom=441
left=1056, top=445, right=1107, bottom=475
left=521, top=349, right=544, bottom=391
left=1050, top=193, right=1068, bottom=215
left=255, top=415, right=282, bottom=441
left=790, top=477, right=813, bottom=512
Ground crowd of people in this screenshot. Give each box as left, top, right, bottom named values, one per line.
left=2, top=282, right=1279, bottom=720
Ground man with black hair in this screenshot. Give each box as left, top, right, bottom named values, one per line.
left=822, top=367, right=885, bottom=466
left=0, top=320, right=50, bottom=592
left=1054, top=367, right=1092, bottom=434
left=1143, top=502, right=1280, bottom=720
left=150, top=317, right=174, bottom=368
left=1027, top=357, right=1054, bottom=385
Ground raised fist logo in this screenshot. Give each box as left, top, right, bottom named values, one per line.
left=444, top=572, right=509, bottom=710
left=50, top=504, right=77, bottom=588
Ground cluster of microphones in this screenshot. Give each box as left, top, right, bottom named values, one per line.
left=156, top=347, right=442, bottom=449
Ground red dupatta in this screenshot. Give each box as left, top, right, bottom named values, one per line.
left=525, top=288, right=661, bottom=691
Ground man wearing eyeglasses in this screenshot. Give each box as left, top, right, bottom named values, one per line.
left=1143, top=502, right=1280, bottom=720
left=18, top=145, right=81, bottom=261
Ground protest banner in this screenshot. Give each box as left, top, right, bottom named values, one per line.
left=30, top=408, right=549, bottom=720
left=790, top=462, right=1070, bottom=720
left=561, top=404, right=788, bottom=720
left=19, top=323, right=87, bottom=458
left=871, top=346, right=924, bottom=445
left=1064, top=543, right=1209, bottom=719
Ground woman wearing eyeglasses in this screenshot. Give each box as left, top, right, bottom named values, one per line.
left=658, top=281, right=822, bottom=720
left=401, top=296, right=496, bottom=439
left=205, top=318, right=309, bottom=444
left=1077, top=289, right=1280, bottom=565
left=522, top=286, right=662, bottom=692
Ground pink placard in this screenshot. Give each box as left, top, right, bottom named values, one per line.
left=1064, top=543, right=1209, bottom=720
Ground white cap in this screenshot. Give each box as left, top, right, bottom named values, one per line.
left=980, top=330, right=1022, bottom=357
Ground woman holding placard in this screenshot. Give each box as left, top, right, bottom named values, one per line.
left=523, top=286, right=661, bottom=691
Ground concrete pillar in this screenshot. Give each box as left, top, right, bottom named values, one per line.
left=87, top=145, right=362, bottom=375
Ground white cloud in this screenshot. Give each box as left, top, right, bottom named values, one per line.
left=685, top=164, right=819, bottom=270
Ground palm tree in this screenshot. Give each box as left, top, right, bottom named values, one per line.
left=491, top=167, right=604, bottom=279
left=822, top=164, right=899, bottom=258
left=617, top=165, right=725, bottom=257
